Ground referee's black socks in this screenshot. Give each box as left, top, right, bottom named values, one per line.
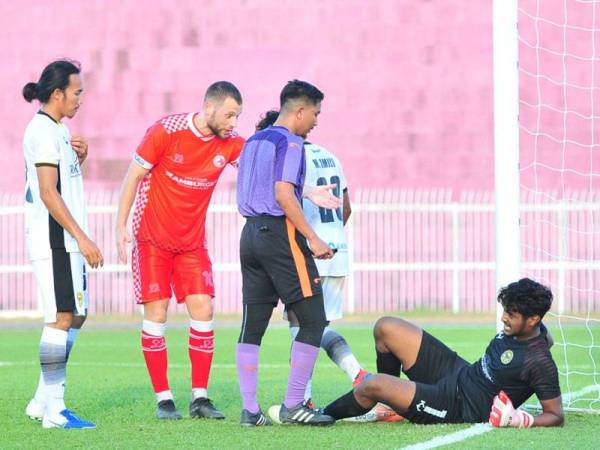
left=376, top=350, right=402, bottom=377
left=323, top=390, right=371, bottom=420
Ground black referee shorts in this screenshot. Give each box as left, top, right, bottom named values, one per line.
left=240, top=216, right=322, bottom=304
left=402, top=331, right=470, bottom=424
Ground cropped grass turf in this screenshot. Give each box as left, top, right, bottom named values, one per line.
left=1, top=322, right=598, bottom=449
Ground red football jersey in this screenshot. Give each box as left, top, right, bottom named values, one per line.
left=132, top=113, right=243, bottom=252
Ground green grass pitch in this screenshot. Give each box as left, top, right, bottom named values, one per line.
left=1, top=321, right=598, bottom=449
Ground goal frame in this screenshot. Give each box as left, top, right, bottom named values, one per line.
left=493, top=0, right=599, bottom=414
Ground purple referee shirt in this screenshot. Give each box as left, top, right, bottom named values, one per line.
left=236, top=125, right=306, bottom=217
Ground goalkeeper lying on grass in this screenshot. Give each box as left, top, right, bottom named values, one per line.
left=323, top=278, right=564, bottom=428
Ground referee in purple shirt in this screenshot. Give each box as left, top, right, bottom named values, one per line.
left=235, top=80, right=336, bottom=427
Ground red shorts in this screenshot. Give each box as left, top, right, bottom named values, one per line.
left=133, top=241, right=215, bottom=304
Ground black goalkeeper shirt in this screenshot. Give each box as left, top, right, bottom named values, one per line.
left=457, top=323, right=561, bottom=422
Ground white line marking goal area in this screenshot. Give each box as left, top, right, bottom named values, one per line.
left=399, top=423, right=493, bottom=450
left=399, top=383, right=600, bottom=450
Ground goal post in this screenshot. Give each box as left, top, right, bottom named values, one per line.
left=494, top=0, right=600, bottom=413
left=493, top=0, right=522, bottom=331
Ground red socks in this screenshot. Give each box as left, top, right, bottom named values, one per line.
left=141, top=330, right=169, bottom=393
left=141, top=319, right=214, bottom=399
left=189, top=326, right=214, bottom=393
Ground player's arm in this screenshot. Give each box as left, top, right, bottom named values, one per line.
left=343, top=188, right=351, bottom=225
left=37, top=165, right=103, bottom=268
left=489, top=390, right=564, bottom=428
left=115, top=161, right=150, bottom=263
left=275, top=181, right=333, bottom=259
left=534, top=396, right=564, bottom=427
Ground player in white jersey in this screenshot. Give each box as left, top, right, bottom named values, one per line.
left=302, top=143, right=350, bottom=317
left=22, top=60, right=103, bottom=429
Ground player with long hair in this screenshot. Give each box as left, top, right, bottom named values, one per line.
left=23, top=59, right=103, bottom=429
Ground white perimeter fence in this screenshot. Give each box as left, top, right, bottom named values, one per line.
left=1, top=189, right=598, bottom=317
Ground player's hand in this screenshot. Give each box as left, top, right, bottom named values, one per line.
left=71, top=135, right=88, bottom=165
left=308, top=235, right=334, bottom=260
left=77, top=235, right=104, bottom=269
left=489, top=390, right=533, bottom=428
left=116, top=224, right=132, bottom=264
left=304, top=184, right=342, bottom=209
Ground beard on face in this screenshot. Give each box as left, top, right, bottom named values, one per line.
left=206, top=113, right=229, bottom=138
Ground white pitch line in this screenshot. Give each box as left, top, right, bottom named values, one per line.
left=2, top=359, right=598, bottom=374
left=563, top=384, right=600, bottom=403
left=1, top=360, right=596, bottom=371
left=399, top=423, right=493, bottom=450
left=401, top=385, right=600, bottom=450
left=0, top=361, right=321, bottom=369
left=525, top=383, right=600, bottom=412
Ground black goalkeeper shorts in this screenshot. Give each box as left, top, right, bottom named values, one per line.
left=402, top=331, right=470, bottom=424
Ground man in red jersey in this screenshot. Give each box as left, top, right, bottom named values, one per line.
left=115, top=82, right=243, bottom=420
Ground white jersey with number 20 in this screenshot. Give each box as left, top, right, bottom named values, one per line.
left=302, top=143, right=348, bottom=277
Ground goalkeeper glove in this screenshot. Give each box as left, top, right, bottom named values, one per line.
left=489, top=390, right=534, bottom=428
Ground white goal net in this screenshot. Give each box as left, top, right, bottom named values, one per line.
left=518, top=0, right=600, bottom=412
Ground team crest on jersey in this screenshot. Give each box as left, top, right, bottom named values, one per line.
left=70, top=155, right=82, bottom=177
left=76, top=292, right=84, bottom=308
left=212, top=154, right=226, bottom=168
left=501, top=350, right=514, bottom=365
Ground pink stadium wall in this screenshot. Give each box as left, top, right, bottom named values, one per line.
left=1, top=2, right=597, bottom=315
left=1, top=0, right=494, bottom=194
